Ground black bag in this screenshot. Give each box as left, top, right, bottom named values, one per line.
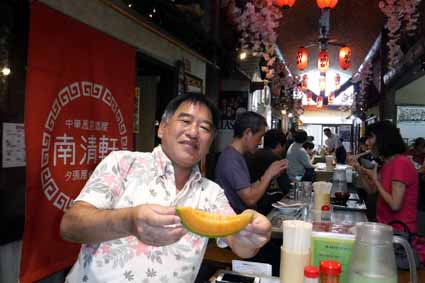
left=388, top=220, right=421, bottom=270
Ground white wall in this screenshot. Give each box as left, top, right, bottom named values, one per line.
left=396, top=75, right=425, bottom=105
left=300, top=108, right=352, bottom=125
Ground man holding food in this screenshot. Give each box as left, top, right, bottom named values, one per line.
left=60, top=93, right=271, bottom=283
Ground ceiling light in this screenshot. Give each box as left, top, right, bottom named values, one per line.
left=239, top=51, right=247, bottom=60
left=1, top=67, right=11, bottom=76
left=128, top=3, right=132, bottom=7
left=281, top=109, right=287, bottom=115
left=288, top=113, right=293, bottom=118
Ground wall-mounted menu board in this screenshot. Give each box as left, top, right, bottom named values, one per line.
left=397, top=105, right=425, bottom=145
left=397, top=105, right=425, bottom=123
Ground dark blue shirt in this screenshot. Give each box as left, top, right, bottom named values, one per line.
left=215, top=146, right=251, bottom=213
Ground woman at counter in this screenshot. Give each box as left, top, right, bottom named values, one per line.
left=348, top=121, right=423, bottom=263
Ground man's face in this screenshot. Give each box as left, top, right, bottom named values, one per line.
left=324, top=130, right=331, bottom=138
left=244, top=127, right=266, bottom=154
left=274, top=144, right=285, bottom=157
left=158, top=101, right=214, bottom=170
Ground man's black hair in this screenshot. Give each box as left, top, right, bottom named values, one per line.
left=162, top=93, right=220, bottom=130
left=233, top=111, right=267, bottom=138
left=303, top=142, right=315, bottom=150
left=294, top=129, right=308, bottom=143
left=264, top=129, right=286, bottom=149
left=414, top=137, right=425, bottom=148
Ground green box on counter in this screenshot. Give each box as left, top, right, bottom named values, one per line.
left=311, top=231, right=355, bottom=283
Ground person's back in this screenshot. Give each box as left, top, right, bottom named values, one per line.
left=245, top=148, right=291, bottom=215
left=286, top=130, right=313, bottom=180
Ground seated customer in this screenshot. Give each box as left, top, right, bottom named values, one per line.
left=286, top=130, right=315, bottom=181
left=215, top=112, right=288, bottom=213
left=407, top=137, right=425, bottom=168
left=303, top=141, right=315, bottom=159
left=349, top=121, right=424, bottom=263
left=245, top=129, right=291, bottom=215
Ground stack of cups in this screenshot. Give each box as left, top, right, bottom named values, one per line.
left=280, top=220, right=312, bottom=283
left=325, top=155, right=335, bottom=171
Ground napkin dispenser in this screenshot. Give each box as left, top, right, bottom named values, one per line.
left=310, top=231, right=355, bottom=283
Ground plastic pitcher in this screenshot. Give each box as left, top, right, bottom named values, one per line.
left=348, top=222, right=417, bottom=283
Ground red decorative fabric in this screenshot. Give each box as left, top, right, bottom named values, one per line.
left=21, top=3, right=135, bottom=282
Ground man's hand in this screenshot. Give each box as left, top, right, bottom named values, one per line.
left=227, top=210, right=272, bottom=258
left=347, top=154, right=361, bottom=171
left=263, top=159, right=288, bottom=182
left=131, top=204, right=187, bottom=246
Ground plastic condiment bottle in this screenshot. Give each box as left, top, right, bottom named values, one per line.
left=304, top=265, right=320, bottom=283
left=320, top=260, right=342, bottom=283
left=321, top=204, right=331, bottom=222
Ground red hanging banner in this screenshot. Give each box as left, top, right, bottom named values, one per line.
left=21, top=3, right=135, bottom=282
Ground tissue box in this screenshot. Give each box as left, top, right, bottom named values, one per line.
left=310, top=231, right=355, bottom=283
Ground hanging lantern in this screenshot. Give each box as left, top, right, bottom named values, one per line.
left=339, top=46, right=352, bottom=70
left=301, top=74, right=308, bottom=91
left=319, top=74, right=326, bottom=92
left=316, top=96, right=323, bottom=108
left=334, top=73, right=341, bottom=90
left=318, top=50, right=330, bottom=73
left=296, top=47, right=308, bottom=70
left=328, top=91, right=335, bottom=104
left=316, top=0, right=339, bottom=9
left=306, top=91, right=313, bottom=105
left=275, top=0, right=296, bottom=9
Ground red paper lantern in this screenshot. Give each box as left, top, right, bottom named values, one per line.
left=316, top=0, right=338, bottom=9
left=318, top=50, right=330, bottom=73
left=339, top=46, right=352, bottom=70
left=328, top=92, right=335, bottom=104
left=296, top=47, right=308, bottom=70
left=316, top=96, right=323, bottom=108
left=306, top=92, right=313, bottom=105
left=301, top=74, right=308, bottom=91
left=319, top=74, right=326, bottom=92
left=334, top=73, right=341, bottom=90
left=275, top=0, right=296, bottom=9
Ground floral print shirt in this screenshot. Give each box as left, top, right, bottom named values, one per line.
left=65, top=146, right=235, bottom=283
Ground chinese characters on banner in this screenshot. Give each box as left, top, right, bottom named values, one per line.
left=21, top=3, right=135, bottom=282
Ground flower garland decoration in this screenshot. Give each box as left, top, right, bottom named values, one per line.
left=352, top=61, right=373, bottom=113
left=232, top=0, right=283, bottom=79
left=401, top=0, right=420, bottom=36
left=379, top=0, right=403, bottom=69
left=379, top=0, right=420, bottom=69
